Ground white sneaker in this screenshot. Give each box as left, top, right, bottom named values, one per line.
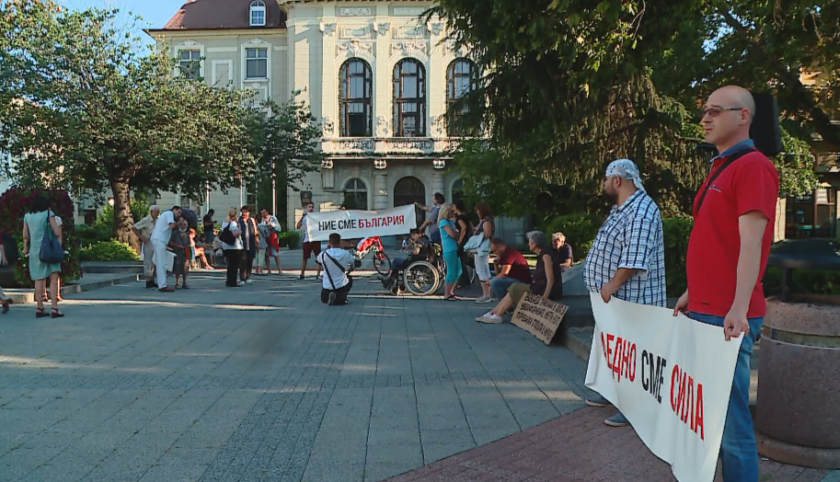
left=475, top=297, right=492, bottom=304
left=475, top=311, right=493, bottom=322
left=476, top=313, right=504, bottom=324
left=328, top=292, right=337, bottom=305
left=237, top=281, right=245, bottom=287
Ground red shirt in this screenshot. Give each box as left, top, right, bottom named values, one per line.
left=686, top=150, right=779, bottom=318
left=497, top=248, right=532, bottom=284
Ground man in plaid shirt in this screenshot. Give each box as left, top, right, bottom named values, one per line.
left=583, top=158, right=666, bottom=427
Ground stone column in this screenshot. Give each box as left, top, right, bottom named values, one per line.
left=431, top=170, right=444, bottom=200
left=374, top=9, right=391, bottom=138
left=320, top=6, right=337, bottom=134
left=428, top=22, right=446, bottom=138
left=374, top=170, right=388, bottom=210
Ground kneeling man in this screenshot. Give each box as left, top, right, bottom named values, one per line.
left=316, top=233, right=355, bottom=305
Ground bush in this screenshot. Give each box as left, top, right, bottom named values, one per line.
left=80, top=240, right=140, bottom=262
left=278, top=231, right=301, bottom=250
left=541, top=213, right=601, bottom=261
left=75, top=224, right=112, bottom=246
left=0, top=187, right=81, bottom=286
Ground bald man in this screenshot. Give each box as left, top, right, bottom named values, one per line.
left=132, top=205, right=161, bottom=288
left=674, top=85, right=779, bottom=482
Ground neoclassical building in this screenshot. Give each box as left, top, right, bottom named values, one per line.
left=149, top=0, right=528, bottom=239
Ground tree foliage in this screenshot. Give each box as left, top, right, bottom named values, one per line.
left=0, top=0, right=320, bottom=247
left=432, top=0, right=835, bottom=218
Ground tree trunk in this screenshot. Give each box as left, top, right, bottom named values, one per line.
left=110, top=179, right=140, bottom=252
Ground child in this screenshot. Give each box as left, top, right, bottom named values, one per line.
left=168, top=219, right=191, bottom=289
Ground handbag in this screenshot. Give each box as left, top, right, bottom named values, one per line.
left=39, top=211, right=64, bottom=264
left=219, top=222, right=236, bottom=244
left=464, top=232, right=490, bottom=256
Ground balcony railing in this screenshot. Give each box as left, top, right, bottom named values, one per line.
left=322, top=137, right=459, bottom=157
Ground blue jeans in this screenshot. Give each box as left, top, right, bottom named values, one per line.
left=690, top=312, right=762, bottom=482
left=490, top=276, right=519, bottom=300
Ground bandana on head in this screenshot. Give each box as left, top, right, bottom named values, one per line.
left=605, top=158, right=645, bottom=192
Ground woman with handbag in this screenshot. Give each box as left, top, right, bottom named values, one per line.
left=472, top=202, right=495, bottom=303
left=22, top=196, right=64, bottom=318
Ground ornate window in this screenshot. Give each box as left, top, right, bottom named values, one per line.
left=246, top=48, right=268, bottom=79
left=446, top=59, right=477, bottom=136
left=339, top=59, right=373, bottom=137
left=250, top=0, right=266, bottom=26
left=393, top=59, right=426, bottom=137
left=178, top=50, right=201, bottom=79
left=343, top=178, right=368, bottom=210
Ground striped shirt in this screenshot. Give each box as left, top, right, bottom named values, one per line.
left=583, top=190, right=666, bottom=307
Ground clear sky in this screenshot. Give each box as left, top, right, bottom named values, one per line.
left=59, top=0, right=180, bottom=47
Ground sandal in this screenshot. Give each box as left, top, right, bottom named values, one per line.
left=35, top=307, right=48, bottom=318
left=51, top=308, right=64, bottom=318
left=443, top=295, right=460, bottom=301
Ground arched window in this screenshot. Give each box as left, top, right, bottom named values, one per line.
left=339, top=59, right=373, bottom=137
left=394, top=176, right=427, bottom=226
left=393, top=59, right=426, bottom=137
left=446, top=59, right=477, bottom=136
left=343, top=178, right=368, bottom=210
left=250, top=0, right=266, bottom=26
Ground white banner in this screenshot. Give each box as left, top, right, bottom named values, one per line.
left=584, top=293, right=741, bottom=482
left=304, top=205, right=417, bottom=242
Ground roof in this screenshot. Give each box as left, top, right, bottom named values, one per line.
left=152, top=0, right=286, bottom=31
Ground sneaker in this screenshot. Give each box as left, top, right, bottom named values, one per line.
left=604, top=412, right=630, bottom=427
left=476, top=313, right=504, bottom=324
left=328, top=292, right=337, bottom=306
left=586, top=395, right=612, bottom=408
left=145, top=281, right=157, bottom=289
left=475, top=311, right=493, bottom=322
left=475, top=297, right=492, bottom=304
left=158, top=287, right=174, bottom=292
left=237, top=281, right=245, bottom=287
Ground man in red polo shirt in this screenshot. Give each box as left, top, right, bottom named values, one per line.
left=674, top=85, right=779, bottom=482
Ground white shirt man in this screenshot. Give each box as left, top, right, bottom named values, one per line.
left=132, top=205, right=160, bottom=288
left=150, top=206, right=182, bottom=292
left=316, top=233, right=354, bottom=305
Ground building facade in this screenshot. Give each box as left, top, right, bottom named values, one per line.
left=149, top=0, right=528, bottom=239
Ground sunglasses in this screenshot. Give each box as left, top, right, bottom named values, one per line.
left=699, top=106, right=744, bottom=118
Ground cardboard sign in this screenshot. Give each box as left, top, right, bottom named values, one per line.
left=585, top=293, right=741, bottom=482
left=303, top=205, right=417, bottom=242
left=511, top=293, right=569, bottom=345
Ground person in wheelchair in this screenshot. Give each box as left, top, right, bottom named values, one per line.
left=381, top=229, right=430, bottom=292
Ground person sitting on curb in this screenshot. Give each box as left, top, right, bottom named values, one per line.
left=316, top=233, right=355, bottom=305
left=476, top=231, right=562, bottom=324
left=488, top=238, right=532, bottom=301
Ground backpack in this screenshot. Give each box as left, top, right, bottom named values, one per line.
left=2, top=233, right=20, bottom=263
left=218, top=223, right=236, bottom=245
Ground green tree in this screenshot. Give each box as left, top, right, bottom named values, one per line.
left=0, top=0, right=256, bottom=248
left=247, top=96, right=324, bottom=223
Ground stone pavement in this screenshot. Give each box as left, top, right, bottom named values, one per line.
left=385, top=406, right=836, bottom=482
left=0, top=270, right=592, bottom=482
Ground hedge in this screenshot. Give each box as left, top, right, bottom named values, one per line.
left=80, top=240, right=140, bottom=262
left=278, top=231, right=301, bottom=250
left=543, top=213, right=693, bottom=298
left=0, top=187, right=81, bottom=286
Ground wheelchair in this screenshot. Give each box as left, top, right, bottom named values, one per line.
left=381, top=243, right=444, bottom=296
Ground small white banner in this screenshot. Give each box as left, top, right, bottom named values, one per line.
left=584, top=293, right=741, bottom=482
left=304, top=205, right=417, bottom=242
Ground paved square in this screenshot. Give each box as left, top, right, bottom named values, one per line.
left=0, top=272, right=591, bottom=482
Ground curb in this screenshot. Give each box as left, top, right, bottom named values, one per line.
left=4, top=274, right=141, bottom=305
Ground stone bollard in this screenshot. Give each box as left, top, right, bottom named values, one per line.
left=755, top=297, right=840, bottom=469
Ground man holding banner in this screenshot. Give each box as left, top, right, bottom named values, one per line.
left=297, top=202, right=322, bottom=281
left=583, top=158, right=666, bottom=427
left=674, top=85, right=779, bottom=482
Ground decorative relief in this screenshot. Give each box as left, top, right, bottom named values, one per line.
left=243, top=37, right=268, bottom=47
left=376, top=116, right=390, bottom=137
left=322, top=116, right=335, bottom=137
left=391, top=40, right=428, bottom=57
left=337, top=39, right=375, bottom=57
left=340, top=7, right=372, bottom=16
left=373, top=22, right=391, bottom=36
left=394, top=24, right=427, bottom=39
left=319, top=22, right=336, bottom=35
left=390, top=138, right=434, bottom=151
left=335, top=138, right=375, bottom=152
left=433, top=119, right=445, bottom=137
left=430, top=22, right=445, bottom=35
left=393, top=7, right=426, bottom=16
left=445, top=38, right=467, bottom=57
left=341, top=25, right=371, bottom=38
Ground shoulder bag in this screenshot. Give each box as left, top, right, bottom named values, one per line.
left=39, top=211, right=64, bottom=264
left=694, top=148, right=756, bottom=216
left=219, top=222, right=236, bottom=245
